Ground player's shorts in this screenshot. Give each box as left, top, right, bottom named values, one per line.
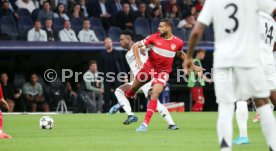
left=191, top=87, right=204, bottom=102
left=128, top=80, right=152, bottom=98
left=214, top=66, right=270, bottom=103
left=263, top=64, right=276, bottom=91
left=135, top=64, right=169, bottom=87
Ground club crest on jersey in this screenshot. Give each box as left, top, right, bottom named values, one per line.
left=171, top=44, right=176, bottom=50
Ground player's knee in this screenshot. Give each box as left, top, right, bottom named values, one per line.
left=115, top=88, right=123, bottom=97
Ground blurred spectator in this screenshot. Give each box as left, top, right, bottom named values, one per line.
left=64, top=82, right=77, bottom=109
left=92, top=0, right=112, bottom=30
left=0, top=73, right=15, bottom=112
left=195, top=0, right=204, bottom=12
left=149, top=0, right=162, bottom=10
left=165, top=4, right=182, bottom=20
left=83, top=60, right=104, bottom=113
left=177, top=14, right=195, bottom=30
left=151, top=6, right=163, bottom=19
left=135, top=2, right=150, bottom=19
left=79, top=0, right=89, bottom=18
left=53, top=3, right=69, bottom=20
left=110, top=0, right=122, bottom=15
left=15, top=0, right=36, bottom=13
left=23, top=73, right=49, bottom=112
left=179, top=0, right=195, bottom=17
left=37, top=1, right=54, bottom=20
left=43, top=18, right=57, bottom=41
left=78, top=19, right=99, bottom=42
left=69, top=3, right=84, bottom=19
left=98, top=37, right=126, bottom=112
left=59, top=20, right=78, bottom=42
left=0, top=0, right=13, bottom=17
left=128, top=0, right=138, bottom=12
left=164, top=0, right=177, bottom=15
left=115, top=3, right=136, bottom=30
left=27, top=20, right=48, bottom=41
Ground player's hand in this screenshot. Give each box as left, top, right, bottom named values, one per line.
left=135, top=59, right=143, bottom=69
left=99, top=89, right=105, bottom=93
left=140, top=47, right=146, bottom=56
left=0, top=98, right=9, bottom=110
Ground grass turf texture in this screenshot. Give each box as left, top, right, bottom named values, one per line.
left=0, top=112, right=274, bottom=151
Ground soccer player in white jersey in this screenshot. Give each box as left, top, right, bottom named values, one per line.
left=233, top=11, right=276, bottom=145
left=109, top=30, right=179, bottom=130
left=184, top=0, right=276, bottom=150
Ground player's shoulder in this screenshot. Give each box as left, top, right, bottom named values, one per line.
left=150, top=32, right=161, bottom=38
left=172, top=35, right=184, bottom=45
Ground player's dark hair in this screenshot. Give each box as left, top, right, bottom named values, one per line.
left=43, top=1, right=50, bottom=6
left=121, top=30, right=134, bottom=40
left=196, top=48, right=206, bottom=54
left=160, top=18, right=174, bottom=28
left=88, top=60, right=97, bottom=66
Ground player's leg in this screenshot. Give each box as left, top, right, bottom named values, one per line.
left=143, top=83, right=177, bottom=129
left=233, top=100, right=249, bottom=145
left=0, top=111, right=11, bottom=139
left=214, top=68, right=236, bottom=151
left=31, top=103, right=37, bottom=112
left=238, top=67, right=276, bottom=150
left=112, top=83, right=133, bottom=115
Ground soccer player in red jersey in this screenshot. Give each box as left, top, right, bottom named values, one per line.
left=124, top=19, right=186, bottom=131
left=0, top=83, right=11, bottom=139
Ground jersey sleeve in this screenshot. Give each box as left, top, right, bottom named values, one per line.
left=258, top=0, right=276, bottom=14
left=142, top=34, right=156, bottom=46
left=178, top=41, right=184, bottom=51
left=197, top=0, right=214, bottom=26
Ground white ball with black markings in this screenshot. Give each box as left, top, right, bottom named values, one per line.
left=39, top=116, right=54, bottom=130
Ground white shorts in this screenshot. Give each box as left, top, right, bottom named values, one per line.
left=128, top=80, right=152, bottom=98
left=214, top=67, right=270, bottom=103
left=264, top=64, right=276, bottom=91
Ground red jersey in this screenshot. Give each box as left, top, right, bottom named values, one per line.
left=0, top=84, right=3, bottom=99
left=142, top=32, right=184, bottom=73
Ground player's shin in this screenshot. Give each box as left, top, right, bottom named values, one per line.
left=256, top=103, right=276, bottom=150
left=115, top=89, right=134, bottom=116
left=143, top=100, right=158, bottom=126
left=157, top=101, right=175, bottom=125
left=236, top=101, right=248, bottom=138
left=217, top=102, right=235, bottom=151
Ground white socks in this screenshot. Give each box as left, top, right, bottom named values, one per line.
left=235, top=101, right=248, bottom=137
left=217, top=102, right=235, bottom=151
left=157, top=101, right=175, bottom=125
left=115, top=88, right=134, bottom=116
left=257, top=104, right=276, bottom=150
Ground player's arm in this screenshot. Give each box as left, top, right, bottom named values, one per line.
left=176, top=51, right=186, bottom=61
left=132, top=41, right=146, bottom=68
left=185, top=22, right=206, bottom=71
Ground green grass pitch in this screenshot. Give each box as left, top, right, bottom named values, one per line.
left=0, top=112, right=273, bottom=151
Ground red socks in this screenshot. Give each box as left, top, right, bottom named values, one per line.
left=0, top=111, right=3, bottom=130
left=125, top=88, right=136, bottom=99
left=143, top=100, right=157, bottom=125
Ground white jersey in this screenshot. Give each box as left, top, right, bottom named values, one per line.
left=198, top=0, right=276, bottom=68
left=125, top=48, right=148, bottom=76
left=259, top=11, right=276, bottom=65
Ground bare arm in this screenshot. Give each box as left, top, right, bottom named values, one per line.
left=133, top=41, right=145, bottom=68
left=187, top=22, right=206, bottom=59
left=185, top=22, right=206, bottom=72
left=176, top=51, right=186, bottom=61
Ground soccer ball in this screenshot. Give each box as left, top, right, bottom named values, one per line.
left=39, top=116, right=54, bottom=130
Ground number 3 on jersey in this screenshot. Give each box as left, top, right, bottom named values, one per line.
left=225, top=3, right=239, bottom=33
left=265, top=22, right=274, bottom=44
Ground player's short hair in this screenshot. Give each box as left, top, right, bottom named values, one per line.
left=196, top=48, right=206, bottom=54
left=160, top=18, right=174, bottom=28
left=121, top=30, right=134, bottom=40
left=88, top=60, right=97, bottom=66
left=43, top=1, right=50, bottom=6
